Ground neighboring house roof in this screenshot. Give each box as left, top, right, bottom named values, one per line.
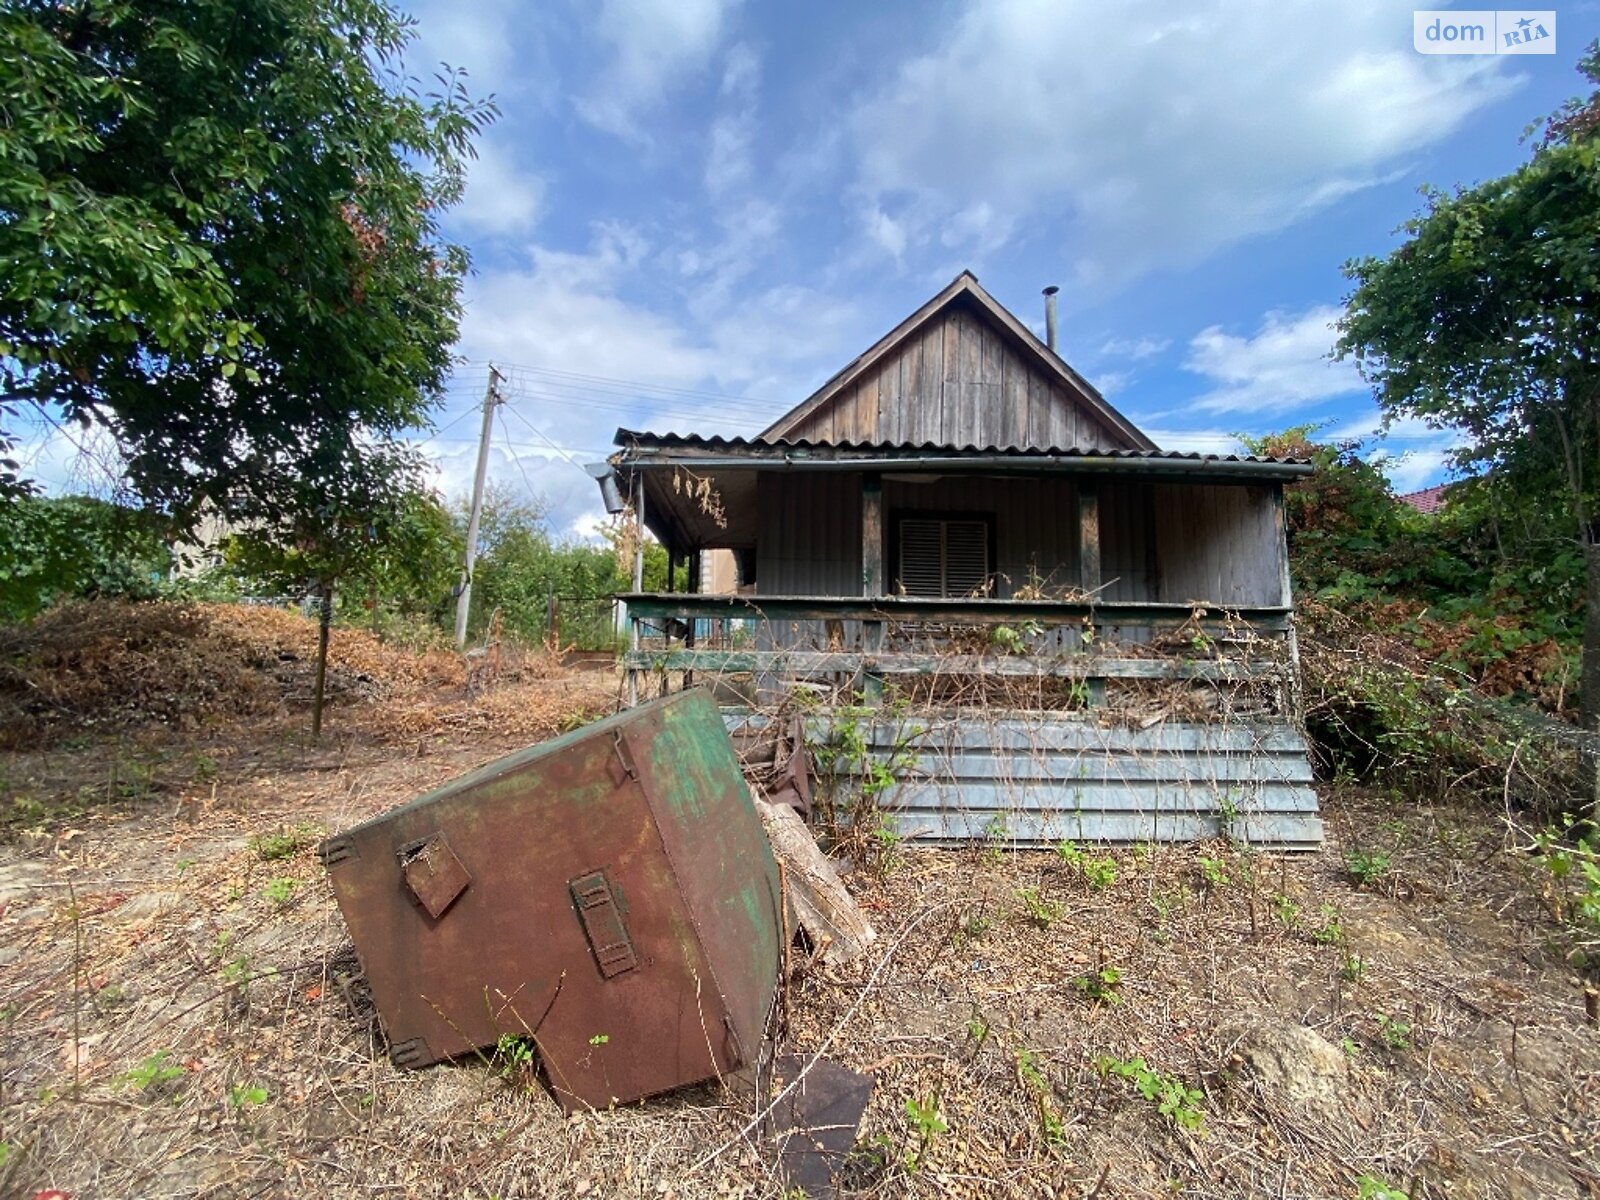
left=758, top=271, right=1157, bottom=454
left=1397, top=484, right=1449, bottom=515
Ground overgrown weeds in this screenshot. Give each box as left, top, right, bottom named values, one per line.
left=1299, top=601, right=1586, bottom=817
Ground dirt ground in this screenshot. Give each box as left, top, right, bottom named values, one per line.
left=1, top=608, right=1597, bottom=1199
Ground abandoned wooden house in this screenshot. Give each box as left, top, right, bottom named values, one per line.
left=596, top=272, right=1322, bottom=848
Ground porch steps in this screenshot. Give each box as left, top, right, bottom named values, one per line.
left=726, top=711, right=1323, bottom=851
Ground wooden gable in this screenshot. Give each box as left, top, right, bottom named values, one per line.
left=760, top=273, right=1155, bottom=453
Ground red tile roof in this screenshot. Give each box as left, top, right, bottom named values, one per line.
left=1397, top=484, right=1449, bottom=515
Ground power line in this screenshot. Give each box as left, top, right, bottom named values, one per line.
left=481, top=359, right=786, bottom=411
left=429, top=436, right=610, bottom=455
left=442, top=372, right=778, bottom=429
left=501, top=405, right=592, bottom=473
left=413, top=405, right=480, bottom=446
left=494, top=383, right=775, bottom=430
left=495, top=408, right=545, bottom=501
left=492, top=383, right=772, bottom=434
left=460, top=359, right=790, bottom=428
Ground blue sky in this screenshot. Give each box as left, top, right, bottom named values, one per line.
left=23, top=1, right=1600, bottom=537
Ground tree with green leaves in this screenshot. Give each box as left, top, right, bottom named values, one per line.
left=227, top=441, right=433, bottom=737
left=0, top=0, right=494, bottom=520
left=462, top=483, right=638, bottom=647
left=353, top=487, right=462, bottom=634
left=0, top=494, right=168, bottom=619
left=1338, top=41, right=1600, bottom=804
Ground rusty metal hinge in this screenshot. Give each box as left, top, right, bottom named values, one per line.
left=319, top=836, right=356, bottom=868
left=569, top=869, right=638, bottom=979
left=390, top=1036, right=431, bottom=1069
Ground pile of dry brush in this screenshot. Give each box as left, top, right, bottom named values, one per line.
left=0, top=600, right=464, bottom=750
left=1297, top=600, right=1591, bottom=817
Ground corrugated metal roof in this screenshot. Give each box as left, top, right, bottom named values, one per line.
left=613, top=428, right=1310, bottom=467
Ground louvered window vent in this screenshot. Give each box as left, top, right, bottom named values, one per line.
left=898, top=517, right=991, bottom=597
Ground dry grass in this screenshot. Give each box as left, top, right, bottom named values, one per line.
left=3, top=738, right=1596, bottom=1196
left=792, top=805, right=1600, bottom=1199
left=0, top=600, right=465, bottom=751
left=1, top=601, right=1597, bottom=1198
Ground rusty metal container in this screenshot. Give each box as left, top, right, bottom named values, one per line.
left=320, top=688, right=780, bottom=1111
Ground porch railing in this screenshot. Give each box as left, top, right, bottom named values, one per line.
left=620, top=592, right=1296, bottom=710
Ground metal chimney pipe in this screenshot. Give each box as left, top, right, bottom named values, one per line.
left=1043, top=285, right=1060, bottom=353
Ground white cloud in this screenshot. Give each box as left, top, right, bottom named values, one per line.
left=1185, top=305, right=1363, bottom=415
left=421, top=441, right=612, bottom=542
left=849, top=1, right=1518, bottom=285
left=705, top=283, right=864, bottom=398
left=674, top=198, right=785, bottom=318
left=13, top=417, right=127, bottom=498
left=706, top=116, right=753, bottom=196
left=938, top=201, right=1012, bottom=253
left=458, top=229, right=718, bottom=390
left=863, top=205, right=908, bottom=259
left=453, top=222, right=858, bottom=437
left=1092, top=369, right=1131, bottom=396
left=1377, top=448, right=1453, bottom=494
left=1099, top=335, right=1170, bottom=362
left=705, top=44, right=760, bottom=195
left=1141, top=427, right=1245, bottom=455
left=452, top=138, right=546, bottom=237
left=1327, top=410, right=1464, bottom=493
left=577, top=0, right=744, bottom=138
left=404, top=0, right=525, bottom=90
left=719, top=41, right=760, bottom=100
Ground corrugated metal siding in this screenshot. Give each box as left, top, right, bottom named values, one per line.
left=728, top=712, right=1323, bottom=850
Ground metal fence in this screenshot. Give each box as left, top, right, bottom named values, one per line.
left=536, top=592, right=618, bottom=651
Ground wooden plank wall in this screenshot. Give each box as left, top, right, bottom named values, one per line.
left=1096, top=480, right=1154, bottom=602
left=753, top=476, right=1284, bottom=607
left=884, top=477, right=1081, bottom=596
left=1153, top=483, right=1282, bottom=606
left=784, top=305, right=1126, bottom=452
left=755, top=473, right=862, bottom=594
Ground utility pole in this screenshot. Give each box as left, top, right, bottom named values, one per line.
left=454, top=365, right=502, bottom=649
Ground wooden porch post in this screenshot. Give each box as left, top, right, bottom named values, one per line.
left=861, top=473, right=885, bottom=702
left=661, top=545, right=676, bottom=695
left=1078, top=480, right=1104, bottom=706
left=627, top=483, right=644, bottom=706
left=684, top=548, right=698, bottom=690
left=1077, top=480, right=1101, bottom=595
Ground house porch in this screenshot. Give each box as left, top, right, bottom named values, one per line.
left=603, top=432, right=1321, bottom=849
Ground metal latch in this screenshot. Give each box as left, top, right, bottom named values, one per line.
left=399, top=833, right=471, bottom=919
left=608, top=730, right=638, bottom=788
left=569, top=869, right=638, bottom=978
